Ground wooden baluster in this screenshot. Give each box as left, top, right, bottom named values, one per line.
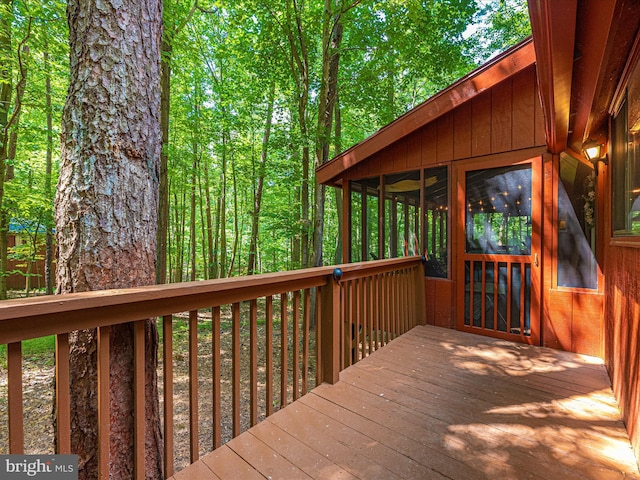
left=7, top=342, right=23, bottom=454
left=292, top=290, right=300, bottom=401
left=250, top=299, right=258, bottom=426
left=97, top=326, right=110, bottom=479
left=133, top=320, right=145, bottom=480
left=162, top=315, right=174, bottom=477
left=302, top=289, right=310, bottom=395
left=55, top=334, right=71, bottom=454
left=265, top=296, right=274, bottom=418
left=212, top=306, right=221, bottom=449
left=232, top=302, right=241, bottom=437
left=189, top=310, right=199, bottom=460
left=280, top=293, right=288, bottom=409
left=315, top=288, right=323, bottom=386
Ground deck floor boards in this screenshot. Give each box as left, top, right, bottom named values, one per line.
left=168, top=325, right=640, bottom=480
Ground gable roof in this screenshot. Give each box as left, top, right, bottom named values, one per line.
left=316, top=37, right=536, bottom=186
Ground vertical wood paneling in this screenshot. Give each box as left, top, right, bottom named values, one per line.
left=393, top=139, right=407, bottom=171
left=453, top=101, right=472, bottom=159
left=381, top=145, right=395, bottom=174
left=491, top=79, right=513, bottom=153
left=437, top=111, right=454, bottom=162
left=605, top=245, right=640, bottom=462
left=421, top=122, right=438, bottom=165
left=406, top=131, right=422, bottom=167
left=512, top=66, right=536, bottom=150
left=534, top=81, right=547, bottom=146
left=471, top=91, right=492, bottom=156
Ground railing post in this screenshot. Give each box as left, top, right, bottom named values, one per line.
left=321, top=269, right=342, bottom=384
left=415, top=258, right=427, bottom=326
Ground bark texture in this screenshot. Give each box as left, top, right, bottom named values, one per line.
left=56, top=0, right=163, bottom=478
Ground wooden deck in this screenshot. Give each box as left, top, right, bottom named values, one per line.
left=169, top=325, right=640, bottom=480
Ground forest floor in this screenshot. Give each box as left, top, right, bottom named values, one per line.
left=0, top=304, right=317, bottom=473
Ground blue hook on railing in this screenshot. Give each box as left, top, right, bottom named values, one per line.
left=333, top=268, right=343, bottom=282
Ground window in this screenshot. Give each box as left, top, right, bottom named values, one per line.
left=557, top=153, right=597, bottom=289
left=349, top=177, right=380, bottom=262
left=384, top=171, right=420, bottom=258
left=423, top=166, right=448, bottom=277
left=612, top=55, right=640, bottom=236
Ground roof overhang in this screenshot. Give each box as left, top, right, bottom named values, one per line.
left=316, top=38, right=536, bottom=187
left=529, top=0, right=640, bottom=155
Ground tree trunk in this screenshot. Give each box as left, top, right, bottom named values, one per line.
left=248, top=80, right=275, bottom=275
left=203, top=159, right=214, bottom=279
left=334, top=95, right=343, bottom=264
left=43, top=31, right=55, bottom=295
left=0, top=0, right=13, bottom=300
left=56, top=1, right=163, bottom=478
left=157, top=38, right=171, bottom=285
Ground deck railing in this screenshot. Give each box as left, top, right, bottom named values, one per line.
left=0, top=256, right=425, bottom=478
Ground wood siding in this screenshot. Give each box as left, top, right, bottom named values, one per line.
left=345, top=65, right=545, bottom=180
left=604, top=245, right=640, bottom=464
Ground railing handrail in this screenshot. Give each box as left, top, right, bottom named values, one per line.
left=0, top=256, right=422, bottom=345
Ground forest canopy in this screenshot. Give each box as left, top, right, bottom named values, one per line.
left=0, top=0, right=530, bottom=296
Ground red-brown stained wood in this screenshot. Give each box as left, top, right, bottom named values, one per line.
left=7, top=342, right=23, bottom=454
left=265, top=297, right=274, bottom=418
left=453, top=100, right=472, bottom=160
left=163, top=315, right=175, bottom=475
left=249, top=299, right=258, bottom=426
left=173, top=325, right=640, bottom=480
left=232, top=303, right=241, bottom=437
left=436, top=110, right=454, bottom=162
left=545, top=289, right=573, bottom=351
left=55, top=334, right=71, bottom=454
left=604, top=244, right=640, bottom=462
left=133, top=320, right=145, bottom=480
left=302, top=289, right=310, bottom=395
left=534, top=80, right=546, bottom=146
left=491, top=79, right=513, bottom=153
left=471, top=90, right=492, bottom=156
left=512, top=66, right=536, bottom=150
left=380, top=145, right=395, bottom=174
left=420, top=121, right=438, bottom=165
left=393, top=139, right=407, bottom=171
left=211, top=306, right=222, bottom=449
left=97, top=327, right=110, bottom=479
left=189, top=310, right=199, bottom=461
left=406, top=131, right=422, bottom=168
left=280, top=293, right=288, bottom=408
left=293, top=290, right=301, bottom=401
left=572, top=292, right=603, bottom=357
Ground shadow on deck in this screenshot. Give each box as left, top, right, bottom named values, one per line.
left=169, top=325, right=640, bottom=480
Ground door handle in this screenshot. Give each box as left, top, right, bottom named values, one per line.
left=534, top=253, right=539, bottom=267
